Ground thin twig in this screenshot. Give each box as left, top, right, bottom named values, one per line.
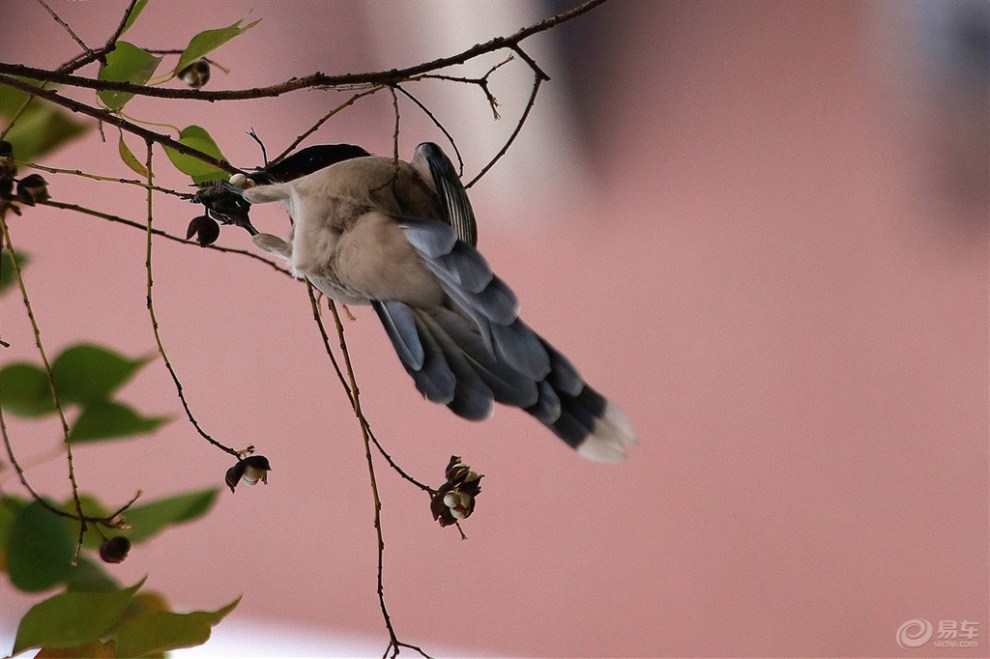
left=0, top=210, right=87, bottom=560
left=38, top=199, right=291, bottom=276
left=417, top=54, right=512, bottom=121
left=325, top=301, right=431, bottom=659
left=246, top=128, right=268, bottom=166
left=466, top=71, right=543, bottom=188
left=272, top=87, right=385, bottom=165
left=0, top=401, right=69, bottom=519
left=142, top=140, right=242, bottom=459
left=59, top=0, right=140, bottom=73
left=393, top=84, right=463, bottom=177
left=22, top=161, right=186, bottom=197
left=35, top=0, right=93, bottom=60
left=305, top=285, right=433, bottom=493
left=389, top=87, right=400, bottom=164
left=0, top=400, right=141, bottom=527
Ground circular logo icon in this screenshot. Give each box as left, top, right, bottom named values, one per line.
left=897, top=619, right=933, bottom=649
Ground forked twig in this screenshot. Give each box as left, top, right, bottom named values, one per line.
left=323, top=300, right=431, bottom=659
left=0, top=210, right=87, bottom=559
left=142, top=141, right=243, bottom=459
left=305, top=285, right=433, bottom=493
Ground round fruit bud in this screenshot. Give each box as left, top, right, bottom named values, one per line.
left=16, top=174, right=49, bottom=206
left=99, top=536, right=131, bottom=564
left=225, top=461, right=246, bottom=493
left=186, top=215, right=221, bottom=246
left=179, top=60, right=211, bottom=88
left=240, top=455, right=272, bottom=486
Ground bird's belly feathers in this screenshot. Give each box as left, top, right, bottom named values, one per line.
left=290, top=195, right=444, bottom=309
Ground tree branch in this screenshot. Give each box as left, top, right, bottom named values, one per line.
left=59, top=0, right=140, bottom=72
left=0, top=0, right=606, bottom=102
left=0, top=74, right=240, bottom=175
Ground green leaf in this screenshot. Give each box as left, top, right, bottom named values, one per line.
left=0, top=362, right=55, bottom=417
left=125, top=488, right=219, bottom=543
left=64, top=556, right=121, bottom=593
left=0, top=81, right=90, bottom=161
left=120, top=0, right=150, bottom=34
left=118, top=133, right=149, bottom=176
left=6, top=499, right=75, bottom=592
left=35, top=639, right=115, bottom=657
left=0, top=248, right=29, bottom=295
left=115, top=596, right=240, bottom=658
left=52, top=343, right=151, bottom=405
left=12, top=578, right=145, bottom=655
left=127, top=590, right=171, bottom=618
left=163, top=125, right=228, bottom=183
left=62, top=494, right=111, bottom=549
left=68, top=401, right=169, bottom=443
left=97, top=41, right=163, bottom=110
left=173, top=18, right=261, bottom=74
left=0, top=495, right=28, bottom=573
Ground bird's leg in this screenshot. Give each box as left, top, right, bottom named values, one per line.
left=252, top=232, right=292, bottom=260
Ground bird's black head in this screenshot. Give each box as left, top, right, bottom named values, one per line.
left=188, top=143, right=372, bottom=237
left=251, top=143, right=371, bottom=185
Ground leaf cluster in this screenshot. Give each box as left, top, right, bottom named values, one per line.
left=0, top=264, right=234, bottom=655
left=6, top=567, right=238, bottom=657
left=0, top=342, right=167, bottom=441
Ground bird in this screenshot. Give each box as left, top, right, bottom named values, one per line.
left=202, top=142, right=635, bottom=462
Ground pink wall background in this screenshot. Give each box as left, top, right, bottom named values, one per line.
left=1, top=1, right=987, bottom=656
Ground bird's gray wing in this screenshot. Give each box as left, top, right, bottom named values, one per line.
left=373, top=299, right=455, bottom=405
left=369, top=216, right=634, bottom=461
left=413, top=142, right=477, bottom=247
left=399, top=218, right=550, bottom=382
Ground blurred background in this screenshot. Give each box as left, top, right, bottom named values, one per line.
left=1, top=0, right=987, bottom=656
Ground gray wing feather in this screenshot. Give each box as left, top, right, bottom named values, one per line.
left=541, top=341, right=583, bottom=397
left=373, top=300, right=455, bottom=404
left=490, top=318, right=551, bottom=381
left=414, top=142, right=478, bottom=246
left=433, top=244, right=492, bottom=293
left=373, top=300, right=424, bottom=370
left=417, top=311, right=494, bottom=420
left=528, top=380, right=562, bottom=425
left=426, top=307, right=538, bottom=409
left=402, top=220, right=518, bottom=326
left=410, top=314, right=457, bottom=404
left=400, top=219, right=456, bottom=259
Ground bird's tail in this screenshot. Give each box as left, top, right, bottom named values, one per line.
left=373, top=219, right=636, bottom=461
